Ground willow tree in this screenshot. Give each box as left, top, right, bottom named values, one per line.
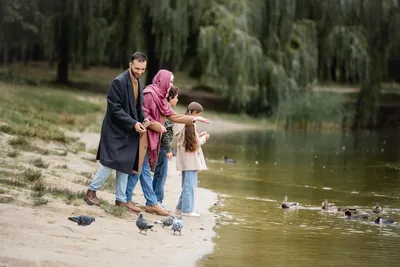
left=197, top=0, right=318, bottom=115
left=197, top=0, right=400, bottom=128
left=40, top=0, right=110, bottom=84
left=138, top=0, right=207, bottom=85
left=0, top=0, right=40, bottom=66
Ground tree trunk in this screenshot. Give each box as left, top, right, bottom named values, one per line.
left=2, top=42, right=7, bottom=67
left=142, top=6, right=160, bottom=86
left=120, top=0, right=132, bottom=69
left=56, top=11, right=70, bottom=84
left=352, top=59, right=380, bottom=130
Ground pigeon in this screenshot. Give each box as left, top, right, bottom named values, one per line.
left=223, top=156, right=236, bottom=163
left=281, top=195, right=299, bottom=209
left=344, top=210, right=369, bottom=220
left=136, top=213, right=154, bottom=234
left=68, top=215, right=95, bottom=226
left=171, top=216, right=184, bottom=235
left=155, top=215, right=175, bottom=229
left=372, top=201, right=383, bottom=213
left=375, top=217, right=395, bottom=224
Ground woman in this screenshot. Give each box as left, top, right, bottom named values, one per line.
left=125, top=69, right=210, bottom=216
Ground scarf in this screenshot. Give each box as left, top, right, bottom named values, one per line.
left=143, top=69, right=175, bottom=166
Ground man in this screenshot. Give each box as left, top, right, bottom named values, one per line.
left=84, top=52, right=150, bottom=213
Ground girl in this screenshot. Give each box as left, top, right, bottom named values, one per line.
left=152, top=85, right=180, bottom=211
left=175, top=102, right=210, bottom=217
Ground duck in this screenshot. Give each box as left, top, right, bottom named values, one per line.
left=281, top=195, right=299, bottom=209
left=223, top=156, right=236, bottom=163
left=337, top=206, right=359, bottom=214
left=372, top=201, right=383, bottom=213
left=374, top=216, right=395, bottom=224
left=321, top=199, right=335, bottom=210
left=344, top=210, right=369, bottom=220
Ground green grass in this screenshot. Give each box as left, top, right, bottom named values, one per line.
left=6, top=150, right=20, bottom=158
left=0, top=82, right=105, bottom=143
left=30, top=158, right=50, bottom=169
left=23, top=168, right=42, bottom=182
left=0, top=178, right=28, bottom=188
left=99, top=199, right=127, bottom=217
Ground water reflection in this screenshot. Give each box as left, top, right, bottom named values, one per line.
left=198, top=130, right=400, bottom=267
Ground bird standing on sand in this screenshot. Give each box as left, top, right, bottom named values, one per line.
left=68, top=215, right=95, bottom=226
left=136, top=213, right=154, bottom=234
left=281, top=195, right=299, bottom=209
left=155, top=215, right=175, bottom=228
left=171, top=216, right=184, bottom=235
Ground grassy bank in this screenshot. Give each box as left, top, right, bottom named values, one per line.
left=0, top=82, right=130, bottom=216
left=2, top=62, right=400, bottom=131
left=0, top=81, right=268, bottom=215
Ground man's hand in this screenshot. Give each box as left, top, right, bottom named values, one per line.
left=142, top=118, right=151, bottom=128
left=193, top=116, right=211, bottom=124
left=161, top=126, right=167, bottom=133
left=166, top=152, right=173, bottom=160
left=134, top=122, right=147, bottom=133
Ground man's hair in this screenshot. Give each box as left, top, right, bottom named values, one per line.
left=167, top=85, right=179, bottom=102
left=131, top=52, right=148, bottom=63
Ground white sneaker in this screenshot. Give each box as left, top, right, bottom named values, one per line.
left=182, top=212, right=200, bottom=218
left=175, top=209, right=181, bottom=214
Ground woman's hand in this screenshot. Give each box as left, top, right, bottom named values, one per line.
left=193, top=116, right=211, bottom=124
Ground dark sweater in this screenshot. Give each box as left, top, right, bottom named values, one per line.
left=160, top=119, right=174, bottom=153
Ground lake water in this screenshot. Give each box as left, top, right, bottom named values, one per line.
left=196, top=129, right=400, bottom=267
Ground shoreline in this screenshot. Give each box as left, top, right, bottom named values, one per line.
left=0, top=129, right=220, bottom=267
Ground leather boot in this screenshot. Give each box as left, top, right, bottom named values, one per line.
left=115, top=200, right=140, bottom=213
left=145, top=204, right=169, bottom=216
left=84, top=190, right=100, bottom=205
left=126, top=201, right=141, bottom=213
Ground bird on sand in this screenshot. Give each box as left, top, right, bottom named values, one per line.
left=136, top=213, right=154, bottom=234
left=155, top=215, right=175, bottom=228
left=68, top=215, right=95, bottom=226
left=171, top=216, right=184, bottom=235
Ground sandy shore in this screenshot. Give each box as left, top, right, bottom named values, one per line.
left=0, top=129, right=219, bottom=267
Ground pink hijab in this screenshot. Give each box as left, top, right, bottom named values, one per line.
left=143, top=70, right=176, bottom=166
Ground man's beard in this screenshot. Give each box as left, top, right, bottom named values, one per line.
left=130, top=68, right=140, bottom=79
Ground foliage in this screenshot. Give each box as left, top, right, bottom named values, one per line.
left=1, top=0, right=400, bottom=128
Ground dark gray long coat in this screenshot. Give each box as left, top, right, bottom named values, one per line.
left=96, top=70, right=145, bottom=174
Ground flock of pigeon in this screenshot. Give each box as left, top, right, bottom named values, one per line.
left=67, top=213, right=184, bottom=235
left=136, top=213, right=184, bottom=235
left=281, top=195, right=396, bottom=224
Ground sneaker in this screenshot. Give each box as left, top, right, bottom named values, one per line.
left=158, top=203, right=170, bottom=211
left=175, top=209, right=181, bottom=214
left=182, top=212, right=200, bottom=218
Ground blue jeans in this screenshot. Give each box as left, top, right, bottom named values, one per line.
left=152, top=147, right=168, bottom=203
left=126, top=153, right=158, bottom=206
left=176, top=170, right=198, bottom=213
left=88, top=164, right=128, bottom=203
